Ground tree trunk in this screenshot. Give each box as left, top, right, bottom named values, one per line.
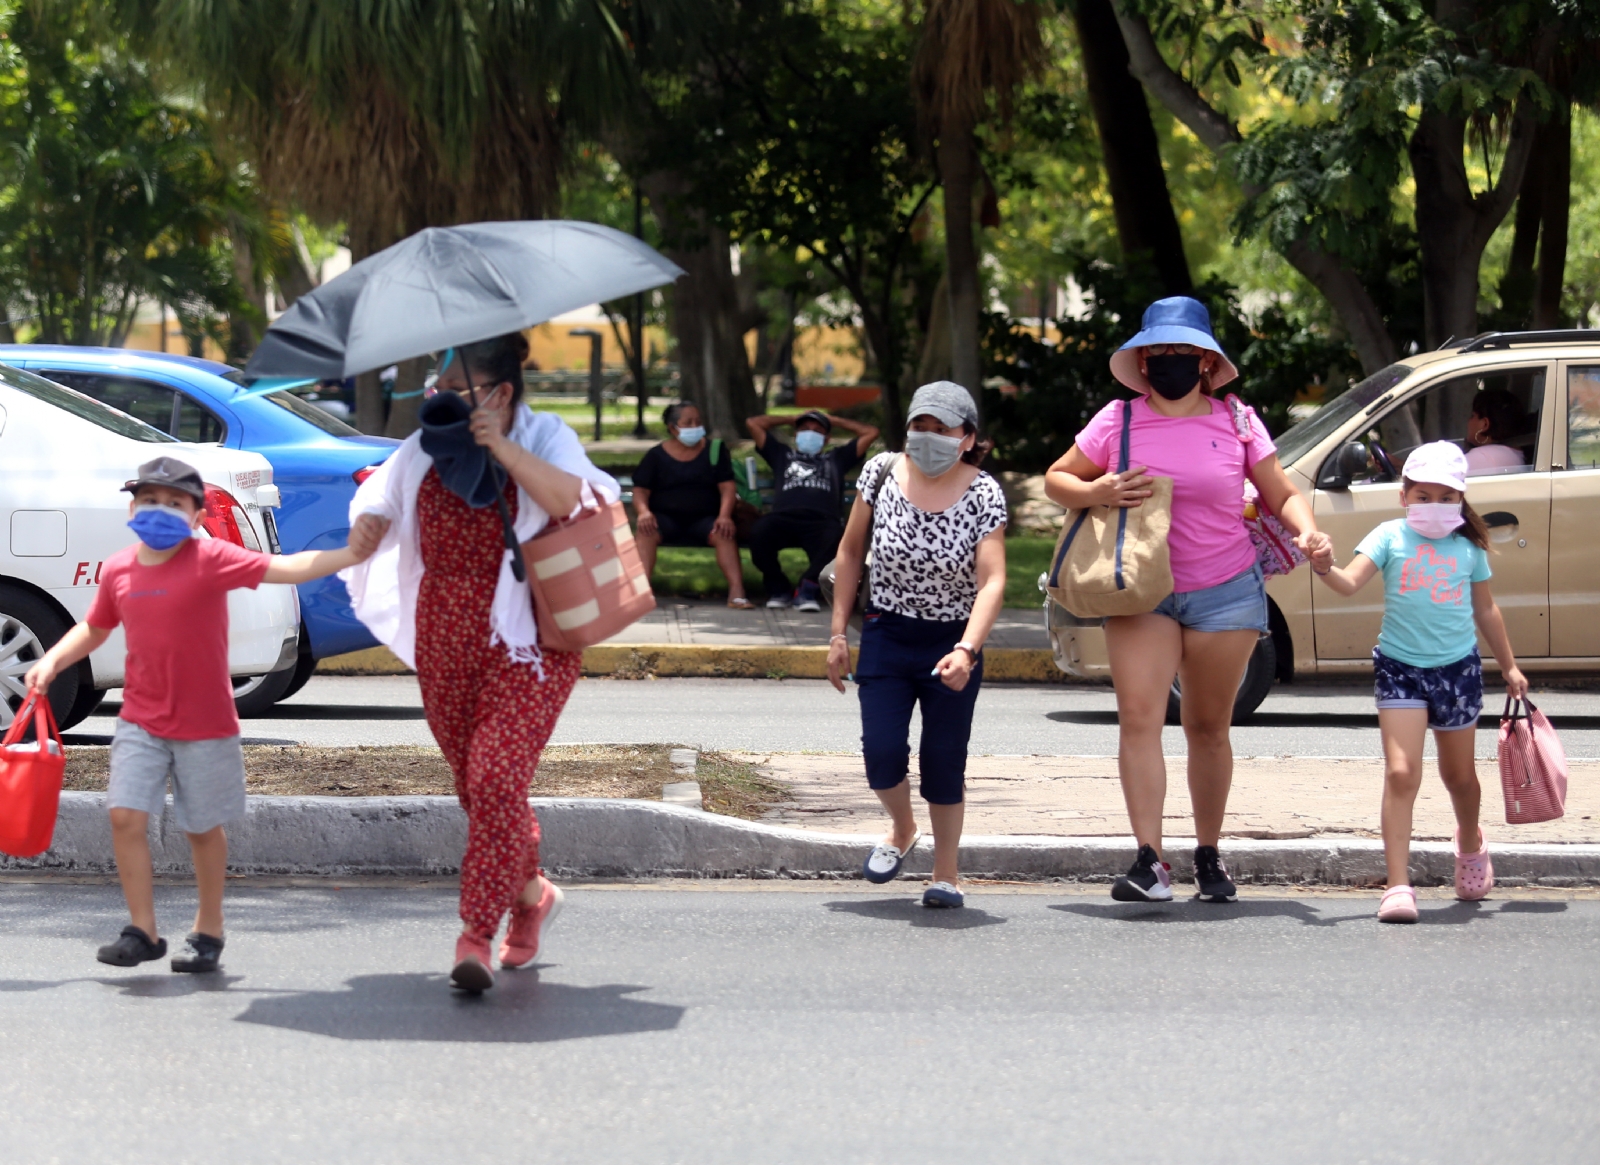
left=1408, top=106, right=1537, bottom=348
left=383, top=358, right=429, bottom=439
left=1498, top=130, right=1545, bottom=327
left=1534, top=104, right=1571, bottom=330
left=643, top=175, right=760, bottom=439
left=1072, top=0, right=1192, bottom=294
left=226, top=222, right=266, bottom=364
left=939, top=122, right=984, bottom=421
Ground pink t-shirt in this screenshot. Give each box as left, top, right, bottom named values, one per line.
left=86, top=539, right=271, bottom=740
left=1464, top=443, right=1525, bottom=473
left=1074, top=395, right=1276, bottom=592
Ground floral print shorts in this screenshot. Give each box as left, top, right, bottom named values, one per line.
left=1373, top=647, right=1483, bottom=731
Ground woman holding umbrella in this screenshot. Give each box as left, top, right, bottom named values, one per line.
left=341, top=332, right=619, bottom=991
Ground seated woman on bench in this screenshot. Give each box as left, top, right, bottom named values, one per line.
left=632, top=400, right=753, bottom=609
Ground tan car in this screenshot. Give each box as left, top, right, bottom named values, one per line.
left=1045, top=329, right=1600, bottom=720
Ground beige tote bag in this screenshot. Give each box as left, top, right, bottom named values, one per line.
left=1046, top=399, right=1173, bottom=618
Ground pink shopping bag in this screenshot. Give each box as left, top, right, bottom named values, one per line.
left=1498, top=697, right=1568, bottom=824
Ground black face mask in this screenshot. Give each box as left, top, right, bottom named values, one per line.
left=1145, top=354, right=1204, bottom=400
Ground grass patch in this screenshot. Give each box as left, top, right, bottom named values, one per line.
left=62, top=744, right=792, bottom=821
left=651, top=535, right=1058, bottom=608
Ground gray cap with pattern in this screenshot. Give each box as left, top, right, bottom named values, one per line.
left=906, top=380, right=978, bottom=429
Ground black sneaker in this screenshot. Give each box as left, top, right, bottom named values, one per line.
left=1110, top=844, right=1173, bottom=902
left=1192, top=845, right=1238, bottom=902
left=97, top=925, right=167, bottom=967
left=171, top=932, right=224, bottom=973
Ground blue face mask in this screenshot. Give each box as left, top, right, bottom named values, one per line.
left=129, top=505, right=196, bottom=550
left=676, top=425, right=706, bottom=446
left=795, top=430, right=826, bottom=456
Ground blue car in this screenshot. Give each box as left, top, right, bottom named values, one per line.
left=0, top=346, right=397, bottom=712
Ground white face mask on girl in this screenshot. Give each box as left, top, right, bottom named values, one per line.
left=1406, top=502, right=1463, bottom=539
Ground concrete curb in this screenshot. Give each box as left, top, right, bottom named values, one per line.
left=316, top=643, right=1071, bottom=683
left=8, top=792, right=1600, bottom=886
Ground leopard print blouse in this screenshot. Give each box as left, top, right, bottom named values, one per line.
left=859, top=452, right=1008, bottom=622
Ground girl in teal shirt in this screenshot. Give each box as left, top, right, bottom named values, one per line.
left=1313, top=442, right=1527, bottom=923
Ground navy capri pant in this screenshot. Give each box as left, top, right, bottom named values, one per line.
left=856, top=609, right=983, bottom=805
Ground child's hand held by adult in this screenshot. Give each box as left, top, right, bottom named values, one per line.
left=348, top=513, right=390, bottom=560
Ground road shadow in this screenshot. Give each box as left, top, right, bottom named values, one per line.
left=824, top=898, right=1006, bottom=930
left=1044, top=710, right=1119, bottom=726
left=1046, top=709, right=1600, bottom=731
left=1497, top=899, right=1569, bottom=914
left=0, top=973, right=245, bottom=996
left=257, top=704, right=427, bottom=722
left=1049, top=899, right=1363, bottom=928
left=233, top=972, right=685, bottom=1043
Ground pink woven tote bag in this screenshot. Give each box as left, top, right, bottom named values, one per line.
left=1498, top=697, right=1568, bottom=824
left=523, top=487, right=656, bottom=652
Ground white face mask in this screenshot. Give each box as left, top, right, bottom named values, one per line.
left=904, top=430, right=965, bottom=477
left=794, top=430, right=826, bottom=456
left=675, top=425, right=706, bottom=445
left=1406, top=502, right=1463, bottom=540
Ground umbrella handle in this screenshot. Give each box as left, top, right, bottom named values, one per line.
left=491, top=465, right=527, bottom=583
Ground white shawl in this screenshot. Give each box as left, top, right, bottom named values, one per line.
left=339, top=405, right=620, bottom=671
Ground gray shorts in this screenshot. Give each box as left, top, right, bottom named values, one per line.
left=108, top=721, right=246, bottom=834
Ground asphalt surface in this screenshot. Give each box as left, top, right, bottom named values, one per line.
left=72, top=675, right=1600, bottom=759
left=3, top=882, right=1597, bottom=1164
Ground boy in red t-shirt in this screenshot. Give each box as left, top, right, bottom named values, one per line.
left=27, top=456, right=386, bottom=972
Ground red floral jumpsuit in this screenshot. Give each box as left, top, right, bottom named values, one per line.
left=414, top=468, right=581, bottom=938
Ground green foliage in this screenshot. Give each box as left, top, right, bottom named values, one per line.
left=981, top=258, right=1358, bottom=471
left=0, top=5, right=244, bottom=344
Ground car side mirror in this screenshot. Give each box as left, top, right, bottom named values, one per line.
left=1321, top=441, right=1371, bottom=490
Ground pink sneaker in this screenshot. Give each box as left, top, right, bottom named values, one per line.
left=1454, top=829, right=1494, bottom=901
left=450, top=930, right=495, bottom=992
left=499, top=877, right=564, bottom=969
left=1377, top=885, right=1418, bottom=923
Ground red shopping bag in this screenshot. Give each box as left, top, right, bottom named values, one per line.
left=0, top=692, right=66, bottom=858
left=1499, top=697, right=1568, bottom=824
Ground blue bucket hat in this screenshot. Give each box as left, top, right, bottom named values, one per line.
left=1109, top=296, right=1239, bottom=394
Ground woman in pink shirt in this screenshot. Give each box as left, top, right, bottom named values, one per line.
left=1044, top=297, right=1331, bottom=904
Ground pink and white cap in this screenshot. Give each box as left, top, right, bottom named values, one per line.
left=1401, top=441, right=1468, bottom=492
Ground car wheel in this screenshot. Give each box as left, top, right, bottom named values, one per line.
left=1165, top=635, right=1277, bottom=727
left=63, top=682, right=108, bottom=730
left=280, top=648, right=317, bottom=700
left=232, top=667, right=297, bottom=718
left=0, top=584, right=81, bottom=732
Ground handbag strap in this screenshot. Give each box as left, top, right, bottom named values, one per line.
left=865, top=453, right=904, bottom=507
left=2, top=691, right=59, bottom=750
left=1117, top=398, right=1133, bottom=474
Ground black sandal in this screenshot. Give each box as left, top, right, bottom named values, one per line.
left=171, top=932, right=225, bottom=973
left=96, top=926, right=167, bottom=967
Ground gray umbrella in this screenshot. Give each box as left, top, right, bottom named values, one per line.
left=243, top=220, right=683, bottom=379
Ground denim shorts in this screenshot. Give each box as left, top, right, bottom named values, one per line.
left=1151, top=564, right=1269, bottom=634
left=1373, top=647, right=1483, bottom=731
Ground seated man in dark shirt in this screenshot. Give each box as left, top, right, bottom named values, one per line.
left=746, top=409, right=879, bottom=611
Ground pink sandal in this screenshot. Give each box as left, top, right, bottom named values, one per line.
left=1377, top=885, right=1418, bottom=923
left=1454, top=829, right=1494, bottom=901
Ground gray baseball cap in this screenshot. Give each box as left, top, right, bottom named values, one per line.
left=906, top=381, right=978, bottom=430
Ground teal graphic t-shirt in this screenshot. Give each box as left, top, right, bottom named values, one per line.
left=1355, top=519, right=1492, bottom=668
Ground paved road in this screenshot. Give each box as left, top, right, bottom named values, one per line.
left=3, top=882, right=1597, bottom=1164
left=72, top=675, right=1600, bottom=759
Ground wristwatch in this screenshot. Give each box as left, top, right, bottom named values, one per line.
left=954, top=642, right=979, bottom=660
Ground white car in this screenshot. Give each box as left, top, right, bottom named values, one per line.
left=0, top=362, right=298, bottom=731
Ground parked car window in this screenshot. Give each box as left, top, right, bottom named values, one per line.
left=1349, top=366, right=1546, bottom=483
left=218, top=370, right=365, bottom=437
left=1567, top=367, right=1600, bottom=469
left=1275, top=363, right=1411, bottom=469
left=39, top=371, right=227, bottom=443
left=0, top=363, right=175, bottom=443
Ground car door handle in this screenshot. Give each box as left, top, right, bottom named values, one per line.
left=1481, top=511, right=1518, bottom=528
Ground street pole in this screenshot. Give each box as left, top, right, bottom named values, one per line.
left=570, top=328, right=604, bottom=442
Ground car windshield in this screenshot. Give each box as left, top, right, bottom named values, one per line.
left=0, top=362, right=177, bottom=442
left=221, top=370, right=363, bottom=437
left=1272, top=363, right=1413, bottom=468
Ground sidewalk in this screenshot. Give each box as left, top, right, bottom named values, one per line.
left=746, top=752, right=1600, bottom=845
left=603, top=598, right=1049, bottom=650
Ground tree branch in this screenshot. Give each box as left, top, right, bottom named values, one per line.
left=1112, top=4, right=1398, bottom=372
